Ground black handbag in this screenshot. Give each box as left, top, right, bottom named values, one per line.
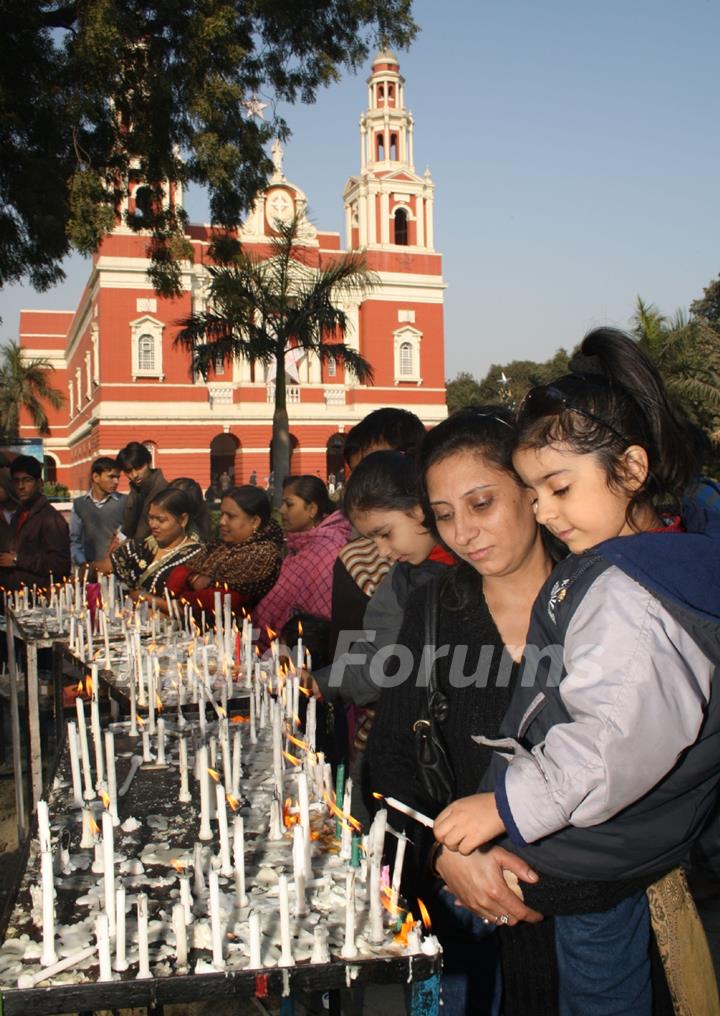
left=413, top=580, right=455, bottom=808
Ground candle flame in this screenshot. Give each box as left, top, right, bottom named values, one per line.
left=285, top=731, right=309, bottom=752
left=226, top=794, right=240, bottom=812
left=171, top=858, right=185, bottom=872
left=89, top=816, right=100, bottom=837
left=100, top=789, right=111, bottom=809
left=136, top=712, right=145, bottom=727
left=217, top=706, right=227, bottom=718
left=156, top=693, right=163, bottom=712
left=322, top=790, right=362, bottom=831
left=417, top=898, right=432, bottom=931
left=85, top=675, right=93, bottom=696
left=76, top=680, right=83, bottom=693
left=394, top=910, right=415, bottom=945
left=372, top=792, right=384, bottom=800
left=207, top=768, right=221, bottom=782
left=283, top=798, right=300, bottom=828
left=230, top=714, right=249, bottom=724
left=282, top=750, right=301, bottom=767
left=297, top=620, right=303, bottom=636
left=266, top=626, right=277, bottom=640
left=255, top=645, right=261, bottom=657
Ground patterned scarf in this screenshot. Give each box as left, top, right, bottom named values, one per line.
left=112, top=535, right=202, bottom=594
left=189, top=518, right=284, bottom=602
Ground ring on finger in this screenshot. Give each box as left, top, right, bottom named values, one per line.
left=496, top=914, right=510, bottom=925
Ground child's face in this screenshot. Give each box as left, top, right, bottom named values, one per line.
left=353, top=506, right=435, bottom=565
left=513, top=442, right=638, bottom=553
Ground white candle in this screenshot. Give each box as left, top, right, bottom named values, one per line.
left=248, top=910, right=261, bottom=969
left=198, top=745, right=212, bottom=841
left=215, top=783, right=233, bottom=876
left=306, top=697, right=317, bottom=752
left=297, top=771, right=312, bottom=878
left=340, top=778, right=353, bottom=860
left=147, top=661, right=156, bottom=735
left=232, top=815, right=247, bottom=907
left=156, top=717, right=166, bottom=765
left=268, top=795, right=283, bottom=841
left=272, top=700, right=284, bottom=803
left=104, top=730, right=119, bottom=824
left=85, top=610, right=94, bottom=658
left=80, top=806, right=96, bottom=849
left=103, top=613, right=111, bottom=670
left=219, top=718, right=231, bottom=787
left=292, top=825, right=307, bottom=917
left=341, top=869, right=358, bottom=958
left=90, top=691, right=105, bottom=788
left=38, top=801, right=57, bottom=967
left=67, top=722, right=83, bottom=808
left=231, top=730, right=242, bottom=796
left=17, top=946, right=96, bottom=989
left=178, top=737, right=191, bottom=803
left=142, top=730, right=152, bottom=763
left=209, top=869, right=224, bottom=970
left=172, top=903, right=188, bottom=970
left=369, top=808, right=387, bottom=944
left=277, top=873, right=294, bottom=967
left=193, top=841, right=206, bottom=898
left=391, top=834, right=408, bottom=914
left=136, top=893, right=150, bottom=978
left=180, top=875, right=193, bottom=924
left=384, top=796, right=434, bottom=829
left=249, top=680, right=257, bottom=744
left=95, top=912, right=112, bottom=982
left=102, top=810, right=116, bottom=935
left=114, top=883, right=128, bottom=971
left=75, top=698, right=95, bottom=800
left=310, top=923, right=330, bottom=964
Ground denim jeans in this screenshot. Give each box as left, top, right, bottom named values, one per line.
left=428, top=888, right=501, bottom=1016
left=555, top=890, right=652, bottom=1016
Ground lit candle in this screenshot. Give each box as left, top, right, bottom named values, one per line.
left=102, top=809, right=116, bottom=935
left=231, top=729, right=242, bottom=796
left=297, top=771, right=312, bottom=878
left=306, top=697, right=317, bottom=752
left=75, top=697, right=95, bottom=800
left=369, top=808, right=387, bottom=944
left=95, top=912, right=112, bottom=982
left=209, top=869, right=224, bottom=970
left=156, top=717, right=166, bottom=765
left=341, top=869, right=358, bottom=959
left=198, top=745, right=212, bottom=841
left=178, top=737, right=191, bottom=804
left=38, top=801, right=57, bottom=967
left=180, top=875, right=193, bottom=924
left=233, top=815, right=247, bottom=907
left=193, top=841, right=206, bottom=898
left=142, top=730, right=152, bottom=764
left=104, top=730, right=119, bottom=824
left=340, top=777, right=353, bottom=860
left=67, top=721, right=83, bottom=808
left=172, top=903, right=188, bottom=970
left=391, top=833, right=408, bottom=914
left=80, top=806, right=96, bottom=849
left=292, top=824, right=307, bottom=917
left=248, top=910, right=261, bottom=969
left=136, top=893, right=150, bottom=978
left=90, top=675, right=105, bottom=788
left=249, top=680, right=257, bottom=745
left=216, top=783, right=233, bottom=876
left=277, top=873, right=294, bottom=967
left=114, top=883, right=128, bottom=971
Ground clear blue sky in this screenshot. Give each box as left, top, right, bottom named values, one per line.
left=2, top=0, right=719, bottom=380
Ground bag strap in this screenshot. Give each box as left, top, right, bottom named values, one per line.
left=423, top=580, right=449, bottom=724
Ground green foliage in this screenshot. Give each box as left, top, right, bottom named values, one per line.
left=0, top=1, right=416, bottom=294
left=690, top=276, right=720, bottom=327
left=0, top=342, right=65, bottom=440
left=43, top=481, right=71, bottom=500
left=175, top=213, right=376, bottom=502
left=447, top=349, right=571, bottom=413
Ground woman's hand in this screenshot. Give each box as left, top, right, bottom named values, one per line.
left=434, top=793, right=505, bottom=854
left=189, top=572, right=213, bottom=590
left=435, top=845, right=543, bottom=926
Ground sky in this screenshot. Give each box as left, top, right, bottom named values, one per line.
left=2, top=0, right=719, bottom=380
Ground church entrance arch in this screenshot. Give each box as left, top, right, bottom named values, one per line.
left=326, top=433, right=346, bottom=487
left=210, top=433, right=240, bottom=493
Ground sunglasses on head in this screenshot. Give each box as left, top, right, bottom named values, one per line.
left=520, top=384, right=629, bottom=444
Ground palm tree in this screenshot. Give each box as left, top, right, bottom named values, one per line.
left=0, top=341, right=64, bottom=440
left=176, top=214, right=376, bottom=501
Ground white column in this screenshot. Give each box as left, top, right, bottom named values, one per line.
left=308, top=351, right=322, bottom=385
left=425, top=191, right=434, bottom=250
left=345, top=204, right=353, bottom=249
left=380, top=192, right=390, bottom=246
left=408, top=116, right=415, bottom=169
left=85, top=351, right=92, bottom=398
left=358, top=185, right=368, bottom=247
left=91, top=326, right=100, bottom=383
left=68, top=381, right=74, bottom=418
left=367, top=183, right=376, bottom=246
left=75, top=367, right=82, bottom=407
left=360, top=118, right=367, bottom=171
left=416, top=195, right=425, bottom=249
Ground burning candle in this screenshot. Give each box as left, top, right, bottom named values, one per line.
left=209, top=869, right=224, bottom=970
left=231, top=729, right=241, bottom=796
left=306, top=697, right=317, bottom=752
left=178, top=736, right=191, bottom=803
left=198, top=745, right=212, bottom=841
left=277, top=873, right=294, bottom=967
left=102, top=810, right=116, bottom=935
left=340, top=777, right=353, bottom=860
left=292, top=825, right=307, bottom=917
left=136, top=893, right=151, bottom=978
left=156, top=717, right=166, bottom=765
left=142, top=730, right=152, bottom=764
left=391, top=833, right=408, bottom=914
left=193, top=841, right=206, bottom=897
left=90, top=678, right=105, bottom=787
left=75, top=697, right=95, bottom=800
left=232, top=815, right=247, bottom=907
left=180, top=875, right=193, bottom=924
left=369, top=808, right=387, bottom=944
left=104, top=730, right=119, bottom=824
left=67, top=721, right=83, bottom=808
left=172, top=903, right=188, bottom=970
left=215, top=783, right=233, bottom=876
left=114, top=883, right=128, bottom=971
left=297, top=771, right=311, bottom=878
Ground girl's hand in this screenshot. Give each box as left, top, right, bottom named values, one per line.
left=434, top=793, right=505, bottom=854
left=189, top=573, right=213, bottom=590
left=435, top=846, right=543, bottom=926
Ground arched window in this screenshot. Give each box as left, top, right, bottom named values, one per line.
left=394, top=208, right=408, bottom=246
left=43, top=456, right=57, bottom=484
left=138, top=334, right=155, bottom=372
left=389, top=133, right=398, bottom=160
left=132, top=185, right=153, bottom=221
left=376, top=134, right=385, bottom=160
left=399, top=342, right=414, bottom=377
left=377, top=84, right=385, bottom=103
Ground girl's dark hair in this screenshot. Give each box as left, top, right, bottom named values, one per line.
left=516, top=327, right=698, bottom=520
left=343, top=450, right=420, bottom=518
left=417, top=406, right=519, bottom=609
left=282, top=475, right=333, bottom=520
left=148, top=487, right=194, bottom=522
left=223, top=485, right=272, bottom=525
left=169, top=477, right=213, bottom=542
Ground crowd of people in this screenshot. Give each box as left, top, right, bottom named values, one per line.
left=1, top=326, right=720, bottom=1013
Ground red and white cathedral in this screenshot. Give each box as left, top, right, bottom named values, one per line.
left=18, top=51, right=447, bottom=494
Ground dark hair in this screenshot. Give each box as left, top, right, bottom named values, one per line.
left=170, top=477, right=213, bottom=542
left=417, top=407, right=518, bottom=609
left=280, top=612, right=332, bottom=671
left=343, top=451, right=419, bottom=518
left=282, top=475, right=333, bottom=520
left=91, top=456, right=120, bottom=477
left=10, top=455, right=43, bottom=479
left=117, top=442, right=152, bottom=471
left=343, top=408, right=426, bottom=465
left=516, top=327, right=697, bottom=520
left=223, top=485, right=272, bottom=526
left=147, top=486, right=194, bottom=522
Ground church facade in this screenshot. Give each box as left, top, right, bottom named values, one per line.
left=19, top=52, right=447, bottom=494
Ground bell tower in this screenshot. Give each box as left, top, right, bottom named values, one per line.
left=344, top=50, right=435, bottom=251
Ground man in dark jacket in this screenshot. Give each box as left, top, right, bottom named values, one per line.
left=0, top=455, right=70, bottom=590
left=117, top=442, right=166, bottom=543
